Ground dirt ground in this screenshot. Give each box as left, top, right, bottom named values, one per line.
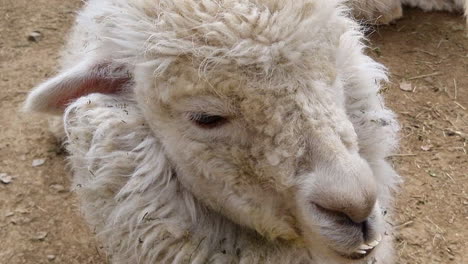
left=0, top=1, right=466, bottom=263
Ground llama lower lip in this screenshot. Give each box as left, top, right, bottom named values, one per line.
left=335, top=249, right=372, bottom=260
left=333, top=238, right=380, bottom=260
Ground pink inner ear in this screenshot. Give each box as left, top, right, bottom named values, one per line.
left=54, top=76, right=131, bottom=109
left=53, top=64, right=132, bottom=109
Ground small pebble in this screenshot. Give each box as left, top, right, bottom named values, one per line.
left=50, top=184, right=66, bottom=193
left=0, top=173, right=12, bottom=184
left=32, top=159, right=46, bottom=167
left=33, top=231, right=48, bottom=241
left=421, top=145, right=433, bottom=151
left=423, top=77, right=434, bottom=83
left=5, top=212, right=14, bottom=217
left=27, top=31, right=43, bottom=42
left=47, top=255, right=56, bottom=261
left=399, top=81, right=413, bottom=92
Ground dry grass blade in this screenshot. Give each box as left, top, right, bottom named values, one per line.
left=408, top=72, right=441, bottom=80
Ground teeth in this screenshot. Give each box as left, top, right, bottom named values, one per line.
left=368, top=240, right=380, bottom=247
left=359, top=244, right=374, bottom=250
left=349, top=234, right=384, bottom=257
left=376, top=234, right=383, bottom=242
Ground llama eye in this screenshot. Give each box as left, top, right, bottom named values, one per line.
left=189, top=113, right=228, bottom=128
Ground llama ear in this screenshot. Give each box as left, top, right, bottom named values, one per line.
left=24, top=59, right=132, bottom=114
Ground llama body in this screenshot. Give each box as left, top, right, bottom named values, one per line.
left=401, top=0, right=466, bottom=12
left=24, top=0, right=465, bottom=263
left=349, top=0, right=466, bottom=24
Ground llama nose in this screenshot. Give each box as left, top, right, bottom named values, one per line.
left=310, top=158, right=377, bottom=224
left=313, top=196, right=375, bottom=224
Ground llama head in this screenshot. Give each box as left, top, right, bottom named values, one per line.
left=24, top=0, right=396, bottom=261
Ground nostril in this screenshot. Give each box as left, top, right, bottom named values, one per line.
left=361, top=220, right=369, bottom=240
left=312, top=202, right=369, bottom=225
left=313, top=203, right=358, bottom=225
left=316, top=200, right=375, bottom=224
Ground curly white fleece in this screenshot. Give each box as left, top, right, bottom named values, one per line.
left=59, top=0, right=403, bottom=263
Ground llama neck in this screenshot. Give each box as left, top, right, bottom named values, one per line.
left=142, top=184, right=314, bottom=264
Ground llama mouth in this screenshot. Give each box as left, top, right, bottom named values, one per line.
left=334, top=234, right=382, bottom=260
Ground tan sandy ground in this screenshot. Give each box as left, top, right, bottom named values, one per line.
left=0, top=1, right=466, bottom=263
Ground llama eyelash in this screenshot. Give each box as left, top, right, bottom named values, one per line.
left=187, top=112, right=229, bottom=129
